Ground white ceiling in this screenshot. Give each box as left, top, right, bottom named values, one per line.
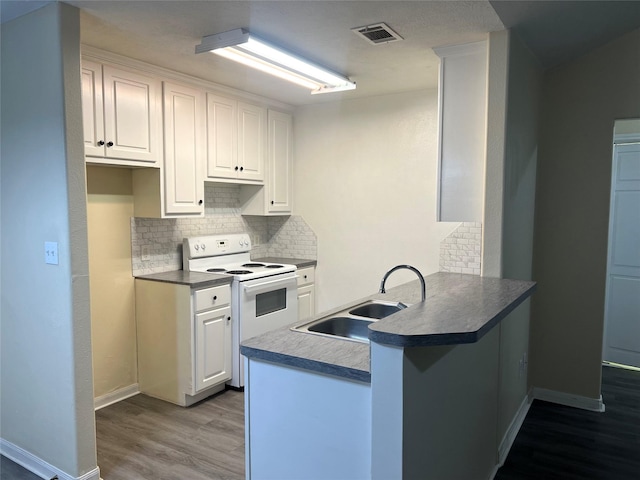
left=2, top=1, right=639, bottom=106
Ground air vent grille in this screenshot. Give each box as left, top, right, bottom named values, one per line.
left=351, top=23, right=403, bottom=45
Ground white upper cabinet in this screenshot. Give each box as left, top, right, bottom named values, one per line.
left=433, top=41, right=487, bottom=223
left=163, top=81, right=205, bottom=216
left=240, top=110, right=293, bottom=216
left=206, top=94, right=237, bottom=179
left=206, top=94, right=265, bottom=183
left=82, top=59, right=162, bottom=166
left=267, top=110, right=293, bottom=213
left=237, top=102, right=266, bottom=182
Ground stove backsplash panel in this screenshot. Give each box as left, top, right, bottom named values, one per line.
left=131, top=183, right=317, bottom=276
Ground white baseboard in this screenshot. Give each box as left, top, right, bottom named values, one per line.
left=94, top=383, right=139, bottom=411
left=0, top=438, right=100, bottom=480
left=532, top=387, right=605, bottom=412
left=497, top=393, right=532, bottom=466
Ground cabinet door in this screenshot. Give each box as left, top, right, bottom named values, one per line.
left=195, top=306, right=232, bottom=392
left=163, top=82, right=205, bottom=215
left=267, top=110, right=293, bottom=213
left=297, top=284, right=315, bottom=322
left=102, top=65, right=161, bottom=163
left=206, top=94, right=238, bottom=180
left=238, top=102, right=266, bottom=182
left=81, top=60, right=105, bottom=157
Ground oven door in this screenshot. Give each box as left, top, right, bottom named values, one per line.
left=232, top=272, right=298, bottom=387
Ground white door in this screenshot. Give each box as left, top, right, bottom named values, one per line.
left=163, top=81, right=205, bottom=215
left=102, top=65, right=160, bottom=163
left=267, top=110, right=293, bottom=213
left=81, top=60, right=105, bottom=157
left=603, top=142, right=640, bottom=368
left=237, top=102, right=265, bottom=182
left=206, top=93, right=238, bottom=180
left=195, top=306, right=232, bottom=392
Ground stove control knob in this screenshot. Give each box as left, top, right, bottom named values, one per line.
left=194, top=244, right=199, bottom=251
left=201, top=243, right=206, bottom=251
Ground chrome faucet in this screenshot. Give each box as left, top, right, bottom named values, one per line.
left=379, top=265, right=426, bottom=302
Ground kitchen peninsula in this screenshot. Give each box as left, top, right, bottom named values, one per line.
left=241, top=272, right=536, bottom=480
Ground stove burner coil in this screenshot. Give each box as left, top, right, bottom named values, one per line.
left=242, top=263, right=265, bottom=268
left=226, top=270, right=253, bottom=275
left=206, top=268, right=227, bottom=273
left=265, top=264, right=284, bottom=269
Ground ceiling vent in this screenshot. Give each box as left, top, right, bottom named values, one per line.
left=351, top=23, right=403, bottom=45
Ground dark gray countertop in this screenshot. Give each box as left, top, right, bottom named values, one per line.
left=134, top=257, right=315, bottom=287
left=135, top=270, right=232, bottom=288
left=241, top=272, right=536, bottom=383
left=253, top=257, right=317, bottom=269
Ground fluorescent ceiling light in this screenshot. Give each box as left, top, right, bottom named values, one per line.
left=196, top=29, right=356, bottom=95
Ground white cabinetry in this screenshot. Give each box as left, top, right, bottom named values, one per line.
left=240, top=110, right=293, bottom=215
left=136, top=280, right=232, bottom=406
left=194, top=285, right=232, bottom=391
left=206, top=94, right=265, bottom=183
left=433, top=41, right=487, bottom=222
left=82, top=59, right=162, bottom=166
left=162, top=82, right=205, bottom=216
left=297, top=266, right=316, bottom=321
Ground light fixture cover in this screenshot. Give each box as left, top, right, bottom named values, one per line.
left=196, top=28, right=356, bottom=95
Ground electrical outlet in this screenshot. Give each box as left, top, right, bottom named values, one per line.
left=45, top=241, right=59, bottom=265
left=141, top=245, right=151, bottom=262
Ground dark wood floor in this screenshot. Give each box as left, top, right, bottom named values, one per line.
left=3, top=365, right=638, bottom=479
left=496, top=365, right=640, bottom=480
left=0, top=457, right=40, bottom=480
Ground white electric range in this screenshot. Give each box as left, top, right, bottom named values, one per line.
left=183, top=233, right=298, bottom=387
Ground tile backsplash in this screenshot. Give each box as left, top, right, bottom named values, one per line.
left=131, top=183, right=316, bottom=276
left=439, top=222, right=482, bottom=275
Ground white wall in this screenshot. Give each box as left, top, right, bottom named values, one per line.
left=1, top=4, right=98, bottom=478
left=294, top=91, right=457, bottom=312
left=531, top=28, right=640, bottom=399
left=497, top=31, right=542, bottom=444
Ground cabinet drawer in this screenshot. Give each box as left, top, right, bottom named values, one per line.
left=194, top=285, right=231, bottom=312
left=297, top=267, right=315, bottom=287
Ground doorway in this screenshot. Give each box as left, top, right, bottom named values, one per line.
left=602, top=120, right=640, bottom=369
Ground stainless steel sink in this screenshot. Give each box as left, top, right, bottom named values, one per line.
left=307, top=316, right=374, bottom=342
left=292, top=299, right=409, bottom=343
left=348, top=300, right=406, bottom=319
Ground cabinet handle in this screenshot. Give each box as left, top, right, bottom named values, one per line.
left=304, top=275, right=308, bottom=279
left=212, top=295, right=217, bottom=302
left=235, top=166, right=239, bottom=171
left=227, top=316, right=231, bottom=322
left=106, top=141, right=114, bottom=147
left=240, top=166, right=244, bottom=172
left=97, top=140, right=105, bottom=146
left=199, top=200, right=203, bottom=205
left=271, top=200, right=275, bottom=205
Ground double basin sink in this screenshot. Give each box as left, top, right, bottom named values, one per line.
left=292, top=299, right=408, bottom=343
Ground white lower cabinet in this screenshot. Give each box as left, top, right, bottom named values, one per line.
left=136, top=280, right=232, bottom=406
left=297, top=266, right=316, bottom=321
left=194, top=296, right=232, bottom=392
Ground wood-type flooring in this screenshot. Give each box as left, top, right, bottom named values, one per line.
left=495, top=365, right=640, bottom=480
left=2, top=365, right=638, bottom=479
left=95, top=388, right=244, bottom=480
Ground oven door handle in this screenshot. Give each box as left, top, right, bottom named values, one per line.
left=243, top=276, right=297, bottom=296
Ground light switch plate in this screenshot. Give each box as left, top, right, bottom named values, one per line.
left=45, top=241, right=59, bottom=265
